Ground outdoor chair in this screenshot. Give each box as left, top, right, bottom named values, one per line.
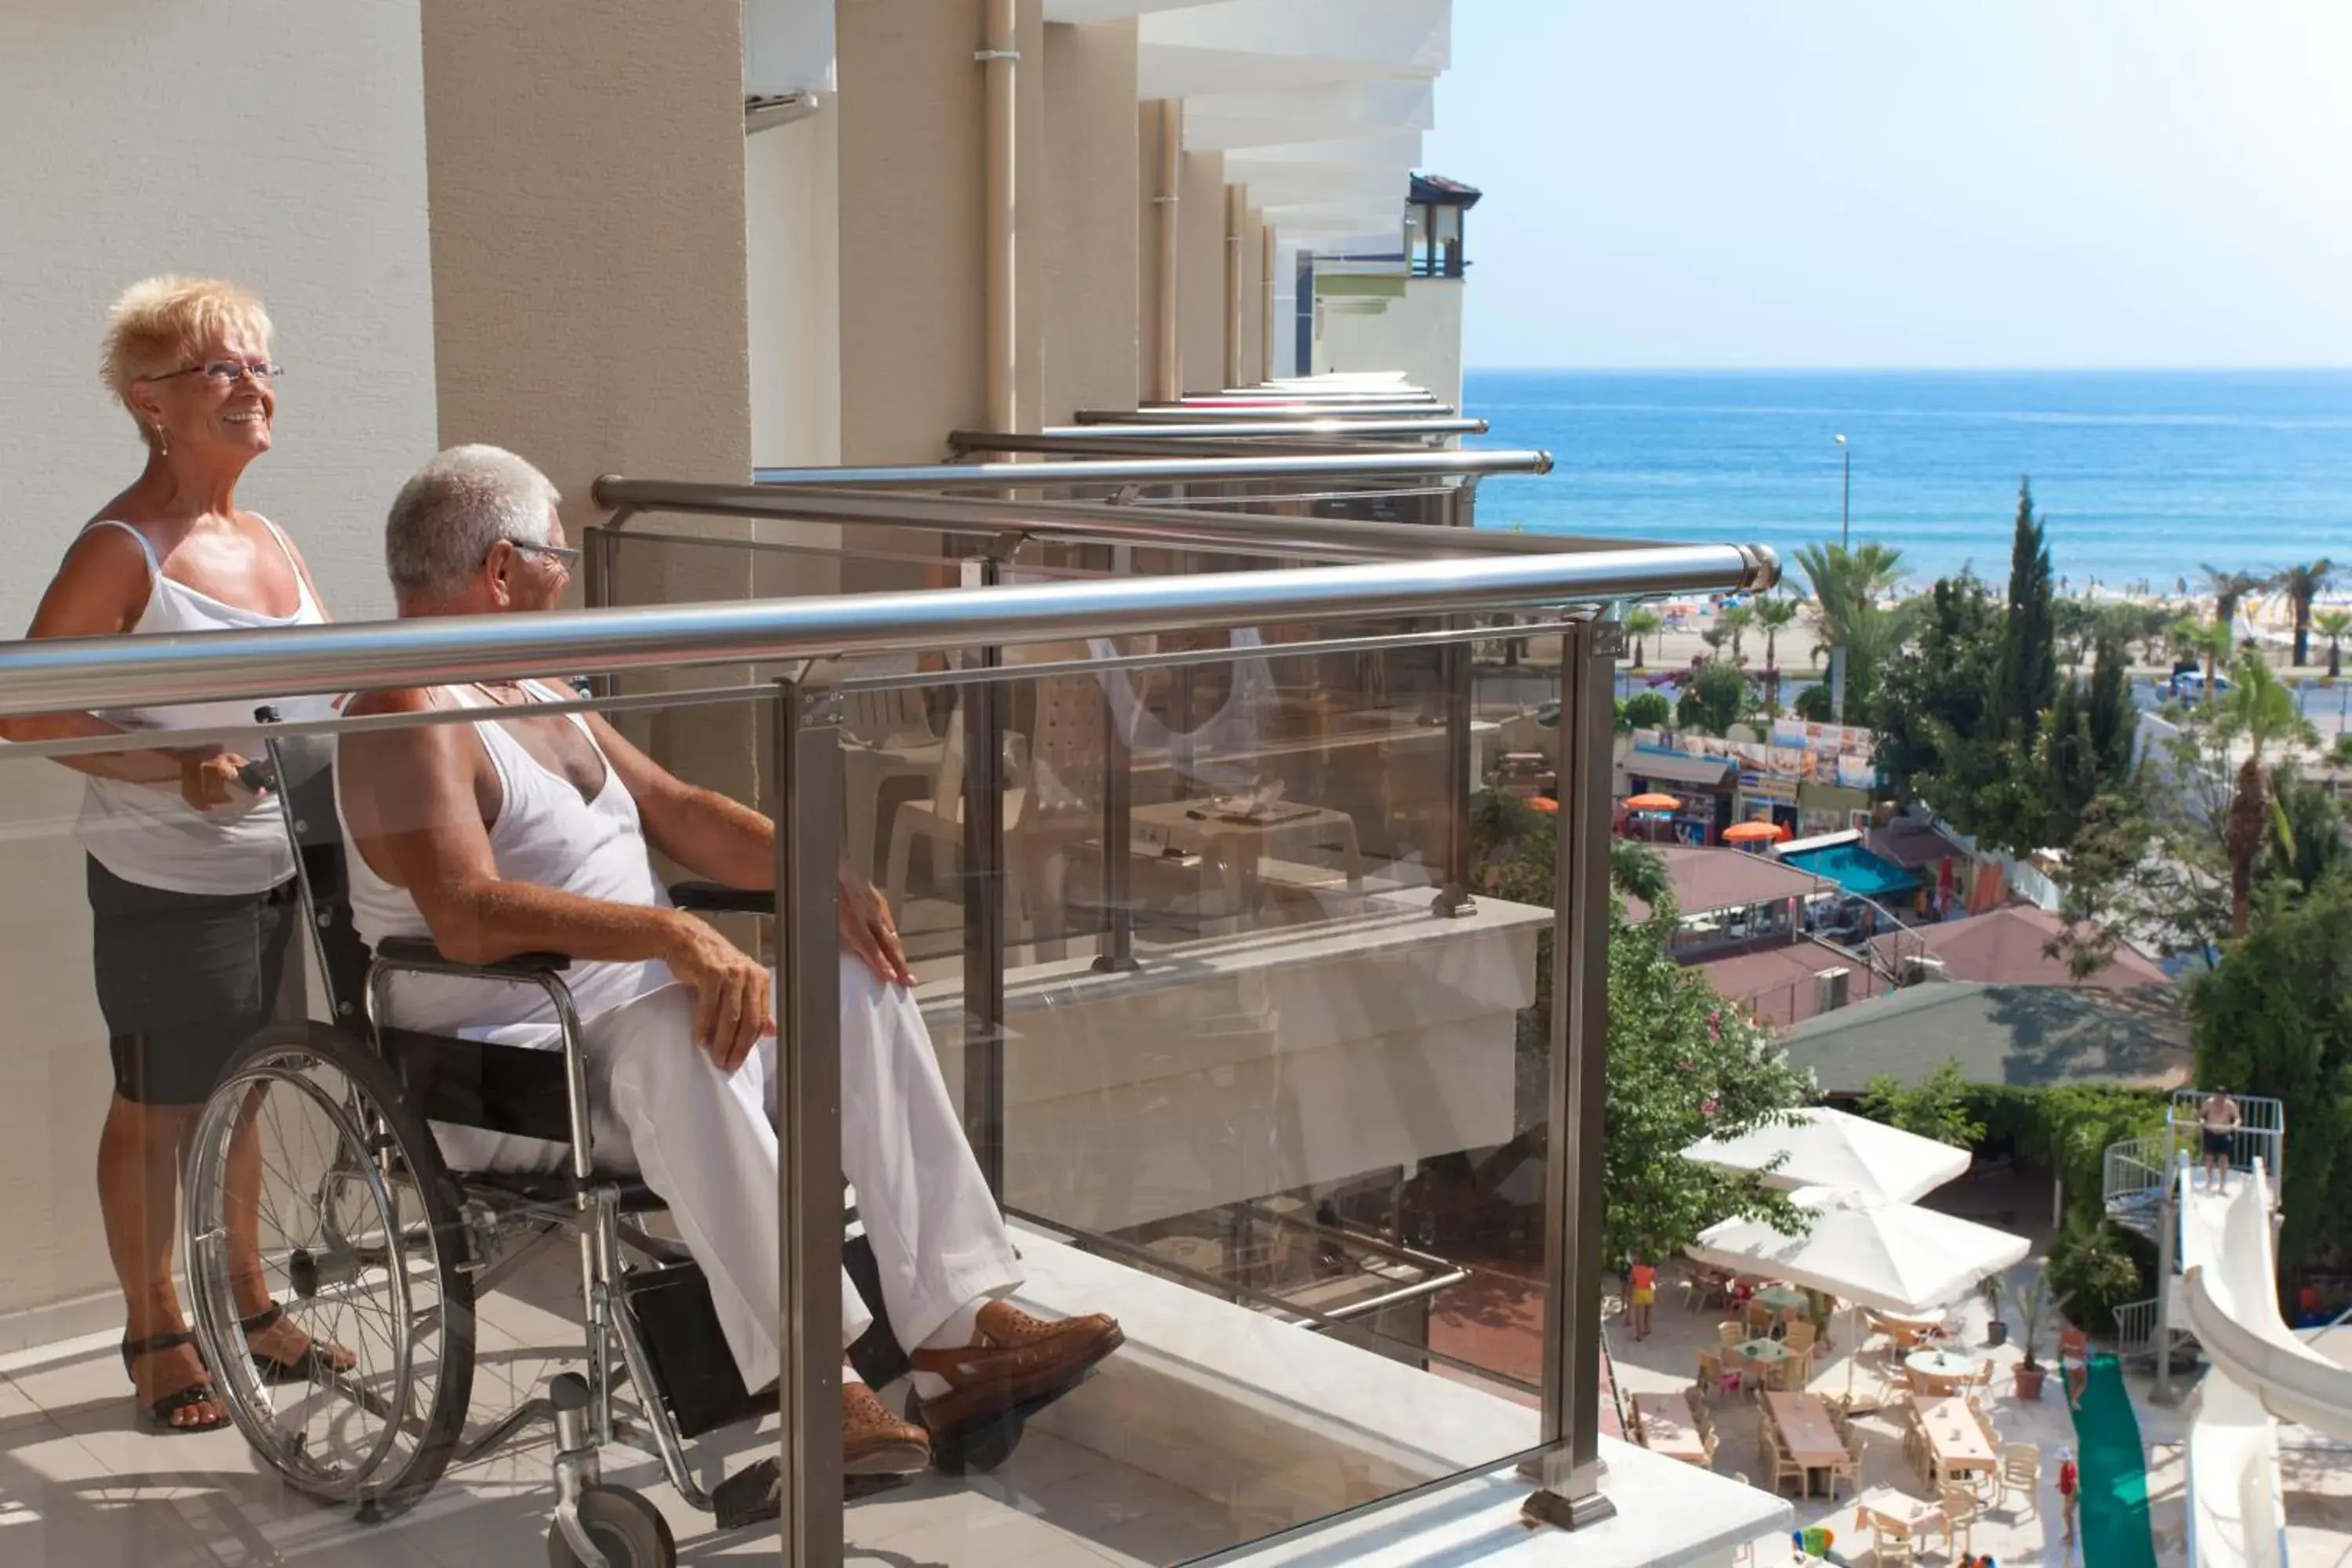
left=1763, top=1432, right=1807, bottom=1498
left=1744, top=1298, right=1774, bottom=1335
left=1868, top=1523, right=1918, bottom=1566
left=1719, top=1320, right=1747, bottom=1352
left=1940, top=1482, right=1981, bottom=1556
left=1822, top=1435, right=1860, bottom=1501
left=1783, top=1320, right=1817, bottom=1357
left=1998, top=1443, right=2041, bottom=1515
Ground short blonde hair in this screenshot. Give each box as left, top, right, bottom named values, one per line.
left=100, top=276, right=274, bottom=434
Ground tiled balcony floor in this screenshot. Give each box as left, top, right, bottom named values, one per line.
left=0, top=1298, right=1254, bottom=1568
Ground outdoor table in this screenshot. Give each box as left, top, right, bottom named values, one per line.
left=1629, top=1391, right=1708, bottom=1465
left=1131, top=798, right=1363, bottom=916
left=1918, top=1395, right=1998, bottom=1484
left=1904, top=1348, right=1977, bottom=1396
left=1764, top=1391, right=1846, bottom=1495
left=1852, top=1486, right=1947, bottom=1547
left=1756, top=1286, right=1810, bottom=1314
left=1735, top=1336, right=1788, bottom=1390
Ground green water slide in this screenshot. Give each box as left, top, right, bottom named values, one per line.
left=2068, top=1348, right=2160, bottom=1568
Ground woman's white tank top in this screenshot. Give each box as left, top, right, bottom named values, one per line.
left=73, top=518, right=335, bottom=895
left=336, top=684, right=675, bottom=1035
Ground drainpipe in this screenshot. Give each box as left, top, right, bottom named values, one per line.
left=1223, top=184, right=1246, bottom=391
left=979, top=0, right=1018, bottom=433
left=1260, top=223, right=1276, bottom=383
left=1153, top=99, right=1181, bottom=403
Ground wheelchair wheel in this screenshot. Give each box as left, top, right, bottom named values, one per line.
left=548, top=1484, right=676, bottom=1568
left=183, top=1022, right=477, bottom=1515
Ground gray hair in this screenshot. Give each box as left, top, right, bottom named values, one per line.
left=385, top=445, right=561, bottom=602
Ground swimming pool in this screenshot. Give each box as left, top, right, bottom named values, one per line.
left=1778, top=840, right=1919, bottom=902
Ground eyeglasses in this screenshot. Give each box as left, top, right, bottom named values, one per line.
left=147, top=359, right=283, bottom=387
left=506, top=540, right=579, bottom=568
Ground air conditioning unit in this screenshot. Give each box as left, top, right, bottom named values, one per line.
left=1901, top=955, right=1949, bottom=987
left=1817, top=967, right=1852, bottom=1013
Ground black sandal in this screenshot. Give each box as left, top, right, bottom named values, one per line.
left=239, top=1303, right=348, bottom=1385
left=120, top=1330, right=230, bottom=1434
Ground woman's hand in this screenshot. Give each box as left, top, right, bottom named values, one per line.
left=659, top=910, right=774, bottom=1073
left=177, top=750, right=256, bottom=811
left=838, top=867, right=914, bottom=987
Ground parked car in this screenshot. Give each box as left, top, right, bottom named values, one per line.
left=2168, top=667, right=2234, bottom=699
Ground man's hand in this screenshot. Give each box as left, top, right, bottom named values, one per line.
left=660, top=911, right=774, bottom=1072
left=178, top=749, right=256, bottom=811
left=839, top=867, right=914, bottom=987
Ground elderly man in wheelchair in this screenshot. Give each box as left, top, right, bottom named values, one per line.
left=180, top=445, right=1120, bottom=1566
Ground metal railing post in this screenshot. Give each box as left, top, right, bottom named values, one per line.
left=1095, top=678, right=1138, bottom=972
left=963, top=557, right=1009, bottom=1199
left=1530, top=618, right=1621, bottom=1527
left=1435, top=481, right=1476, bottom=916
left=773, top=674, right=845, bottom=1566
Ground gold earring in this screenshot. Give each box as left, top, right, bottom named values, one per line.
left=153, top=423, right=169, bottom=457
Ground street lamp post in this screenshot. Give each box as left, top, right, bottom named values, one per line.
left=1834, top=433, right=1850, bottom=549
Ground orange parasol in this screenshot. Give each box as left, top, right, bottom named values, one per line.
left=1722, top=820, right=1781, bottom=844
left=1528, top=796, right=1561, bottom=813
left=1624, top=792, right=1682, bottom=811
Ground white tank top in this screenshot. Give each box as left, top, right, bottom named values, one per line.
left=336, top=683, right=676, bottom=1035
left=74, top=517, right=336, bottom=895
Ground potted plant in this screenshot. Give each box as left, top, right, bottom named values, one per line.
left=2004, top=1272, right=2054, bottom=1399
left=1980, top=1275, right=2009, bottom=1348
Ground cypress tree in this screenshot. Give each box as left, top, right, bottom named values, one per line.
left=1998, top=479, right=2058, bottom=739
left=2086, top=632, right=2138, bottom=786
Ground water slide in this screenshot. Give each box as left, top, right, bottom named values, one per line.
left=2174, top=1159, right=2352, bottom=1568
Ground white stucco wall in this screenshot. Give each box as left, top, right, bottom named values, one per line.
left=1313, top=275, right=1465, bottom=409
left=0, top=1, right=437, bottom=1324
left=747, top=108, right=844, bottom=472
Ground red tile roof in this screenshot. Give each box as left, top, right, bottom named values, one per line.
left=1871, top=904, right=2170, bottom=989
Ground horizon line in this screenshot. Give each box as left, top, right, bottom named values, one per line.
left=1462, top=364, right=2352, bottom=376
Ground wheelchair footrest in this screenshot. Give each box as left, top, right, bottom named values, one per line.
left=621, top=1261, right=763, bottom=1441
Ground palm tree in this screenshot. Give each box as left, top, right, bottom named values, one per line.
left=1753, top=592, right=1801, bottom=670
left=1717, top=603, right=1755, bottom=662
left=1624, top=606, right=1664, bottom=670
left=2315, top=608, right=2352, bottom=680
left=2170, top=617, right=2234, bottom=701
left=2219, top=652, right=2320, bottom=937
left=2270, top=560, right=2334, bottom=668
left=1610, top=838, right=1671, bottom=906
left=2201, top=564, right=2263, bottom=630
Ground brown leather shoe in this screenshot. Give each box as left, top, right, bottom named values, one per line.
left=844, top=1380, right=932, bottom=1475
left=909, top=1301, right=1124, bottom=1443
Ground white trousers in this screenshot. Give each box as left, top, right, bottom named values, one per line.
left=433, top=955, right=1023, bottom=1392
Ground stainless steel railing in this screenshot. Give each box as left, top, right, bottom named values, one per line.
left=745, top=447, right=1545, bottom=489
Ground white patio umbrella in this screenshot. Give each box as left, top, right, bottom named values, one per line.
left=1686, top=1187, right=2031, bottom=1398
left=1680, top=1107, right=1971, bottom=1205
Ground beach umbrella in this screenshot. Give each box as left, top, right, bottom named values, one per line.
left=1624, top=792, right=1682, bottom=811
left=1681, top=1107, right=1970, bottom=1205
left=1722, top=820, right=1780, bottom=844
left=1687, top=1187, right=2029, bottom=1398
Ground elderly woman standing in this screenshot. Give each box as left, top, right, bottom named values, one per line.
left=2, top=278, right=345, bottom=1432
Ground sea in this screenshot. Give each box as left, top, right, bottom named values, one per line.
left=1465, top=368, right=2352, bottom=592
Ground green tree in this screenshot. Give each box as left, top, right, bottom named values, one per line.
left=1468, top=790, right=1814, bottom=1273
left=1754, top=592, right=1801, bottom=670
left=1718, top=602, right=1755, bottom=662
left=2045, top=1221, right=2152, bottom=1338
left=2202, top=564, right=2264, bottom=630
left=1605, top=915, right=1814, bottom=1272
left=2219, top=651, right=2319, bottom=936
left=2039, top=674, right=2100, bottom=849
left=1875, top=573, right=2002, bottom=808
left=1998, top=479, right=2058, bottom=745
left=2267, top=765, right=2350, bottom=895
left=2086, top=632, right=2138, bottom=785
left=2169, top=616, right=2235, bottom=703
left=2314, top=608, right=2352, bottom=680
left=1624, top=606, right=1664, bottom=670
left=2189, top=873, right=2352, bottom=1287
left=1858, top=1058, right=1986, bottom=1149
left=1621, top=690, right=1672, bottom=731
left=2272, top=560, right=2333, bottom=669
left=1676, top=661, right=1751, bottom=735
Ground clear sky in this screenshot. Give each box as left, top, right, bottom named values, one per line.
left=1424, top=2, right=2352, bottom=369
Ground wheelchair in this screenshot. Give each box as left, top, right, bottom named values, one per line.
left=177, top=721, right=987, bottom=1568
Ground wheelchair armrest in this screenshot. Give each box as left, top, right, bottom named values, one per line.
left=373, top=935, right=572, bottom=975
left=668, top=880, right=775, bottom=916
